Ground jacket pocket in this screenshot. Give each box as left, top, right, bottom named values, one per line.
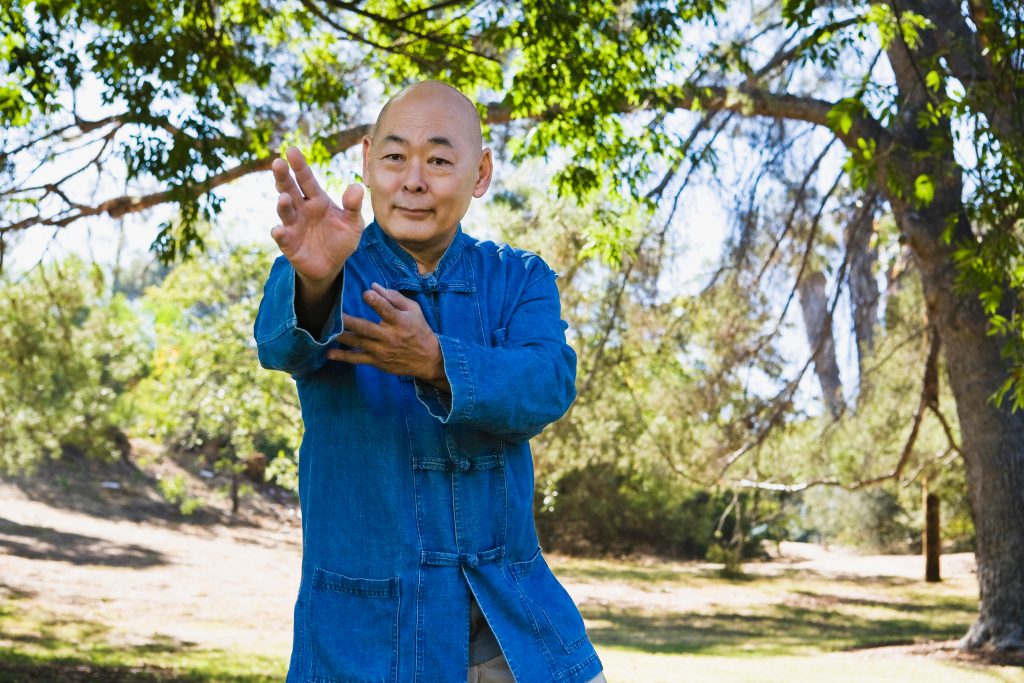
left=510, top=547, right=588, bottom=654
left=306, top=567, right=400, bottom=683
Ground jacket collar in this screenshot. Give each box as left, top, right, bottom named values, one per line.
left=362, top=220, right=476, bottom=294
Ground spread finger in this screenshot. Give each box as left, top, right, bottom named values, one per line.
left=286, top=146, right=324, bottom=199
left=272, top=157, right=303, bottom=203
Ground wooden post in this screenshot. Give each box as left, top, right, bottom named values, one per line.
left=924, top=479, right=941, bottom=582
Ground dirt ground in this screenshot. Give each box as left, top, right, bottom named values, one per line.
left=1, top=444, right=1021, bottom=674
left=0, top=442, right=303, bottom=658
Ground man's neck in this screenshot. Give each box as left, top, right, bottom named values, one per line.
left=387, top=230, right=458, bottom=275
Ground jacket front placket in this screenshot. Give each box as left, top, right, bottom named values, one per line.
left=367, top=229, right=510, bottom=681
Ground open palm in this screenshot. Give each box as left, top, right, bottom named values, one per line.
left=271, top=147, right=364, bottom=284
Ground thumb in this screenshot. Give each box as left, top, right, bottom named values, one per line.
left=341, top=183, right=364, bottom=216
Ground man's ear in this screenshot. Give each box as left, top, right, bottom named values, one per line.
left=473, top=148, right=493, bottom=198
left=361, top=136, right=372, bottom=188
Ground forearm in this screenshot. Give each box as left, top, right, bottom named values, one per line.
left=254, top=256, right=344, bottom=378
left=414, top=266, right=577, bottom=442
left=295, top=269, right=343, bottom=335
left=415, top=339, right=575, bottom=442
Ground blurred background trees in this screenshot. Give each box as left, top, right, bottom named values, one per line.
left=2, top=0, right=1021, bottom=650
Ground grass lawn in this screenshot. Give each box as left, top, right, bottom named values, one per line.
left=3, top=553, right=1022, bottom=682
left=0, top=599, right=286, bottom=682
left=553, top=554, right=1024, bottom=683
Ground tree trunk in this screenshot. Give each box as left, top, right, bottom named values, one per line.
left=845, top=191, right=880, bottom=378
left=892, top=194, right=1024, bottom=649
left=231, top=471, right=240, bottom=516
left=798, top=270, right=844, bottom=417
left=879, top=2, right=1024, bottom=649
left=923, top=481, right=941, bottom=583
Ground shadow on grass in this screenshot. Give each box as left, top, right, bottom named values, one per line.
left=582, top=597, right=978, bottom=657
left=0, top=518, right=167, bottom=568
left=555, top=559, right=926, bottom=590
left=0, top=650, right=177, bottom=683
left=3, top=445, right=295, bottom=532
left=0, top=604, right=284, bottom=682
left=0, top=651, right=281, bottom=683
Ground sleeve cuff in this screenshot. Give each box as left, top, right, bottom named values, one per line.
left=315, top=272, right=345, bottom=342
left=254, top=256, right=344, bottom=378
left=414, top=334, right=474, bottom=423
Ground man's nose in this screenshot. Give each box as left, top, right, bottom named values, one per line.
left=402, top=164, right=427, bottom=193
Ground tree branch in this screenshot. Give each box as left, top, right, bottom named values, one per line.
left=316, top=0, right=499, bottom=62
left=656, top=83, right=891, bottom=150
left=2, top=83, right=888, bottom=239
left=735, top=327, right=943, bottom=492
left=747, top=16, right=862, bottom=86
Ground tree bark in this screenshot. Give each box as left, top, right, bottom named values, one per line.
left=895, top=194, right=1024, bottom=648
left=798, top=270, right=844, bottom=418
left=845, top=192, right=880, bottom=378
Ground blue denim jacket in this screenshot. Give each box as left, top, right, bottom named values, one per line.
left=254, top=221, right=603, bottom=683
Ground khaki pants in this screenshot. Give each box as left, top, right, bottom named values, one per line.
left=467, top=654, right=607, bottom=683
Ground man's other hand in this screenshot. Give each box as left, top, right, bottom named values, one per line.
left=271, top=146, right=364, bottom=286
left=327, top=284, right=450, bottom=392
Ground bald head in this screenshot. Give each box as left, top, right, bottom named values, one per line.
left=373, top=81, right=483, bottom=151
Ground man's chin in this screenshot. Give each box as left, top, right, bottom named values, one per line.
left=382, top=218, right=455, bottom=243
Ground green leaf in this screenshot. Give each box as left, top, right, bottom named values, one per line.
left=914, top=174, right=934, bottom=206
left=826, top=102, right=854, bottom=135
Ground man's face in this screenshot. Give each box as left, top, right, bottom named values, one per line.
left=362, top=85, right=491, bottom=266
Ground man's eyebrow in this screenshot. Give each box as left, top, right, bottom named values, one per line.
left=379, top=134, right=455, bottom=149
left=427, top=136, right=455, bottom=149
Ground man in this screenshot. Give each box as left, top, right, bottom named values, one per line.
left=255, top=81, right=606, bottom=683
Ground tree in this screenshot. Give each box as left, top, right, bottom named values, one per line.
left=486, top=165, right=792, bottom=560
left=4, top=0, right=1022, bottom=649
left=0, top=257, right=147, bottom=473
left=133, top=244, right=302, bottom=514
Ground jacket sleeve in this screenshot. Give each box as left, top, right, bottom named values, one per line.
left=253, top=255, right=344, bottom=379
left=413, top=258, right=577, bottom=443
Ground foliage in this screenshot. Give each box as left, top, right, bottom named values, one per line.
left=0, top=257, right=148, bottom=473
left=132, top=244, right=302, bottom=511
left=535, top=460, right=764, bottom=560
left=489, top=166, right=799, bottom=557
left=0, top=0, right=711, bottom=263
left=156, top=472, right=204, bottom=516
left=757, top=265, right=974, bottom=551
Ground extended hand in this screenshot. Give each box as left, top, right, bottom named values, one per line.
left=327, top=284, right=451, bottom=392
left=271, top=146, right=364, bottom=285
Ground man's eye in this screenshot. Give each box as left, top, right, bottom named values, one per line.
left=430, top=158, right=452, bottom=166
left=383, top=154, right=404, bottom=161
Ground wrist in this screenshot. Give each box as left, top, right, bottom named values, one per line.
left=296, top=268, right=342, bottom=297
left=421, top=338, right=451, bottom=393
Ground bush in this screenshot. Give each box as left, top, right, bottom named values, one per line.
left=0, top=258, right=148, bottom=473
left=534, top=461, right=771, bottom=559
